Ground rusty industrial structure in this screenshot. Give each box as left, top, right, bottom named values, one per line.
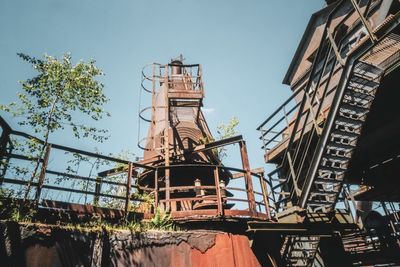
left=1, top=0, right=400, bottom=266
left=136, top=56, right=269, bottom=220
left=256, top=0, right=400, bottom=266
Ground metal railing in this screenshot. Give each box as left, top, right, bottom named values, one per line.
left=0, top=116, right=271, bottom=221
left=0, top=116, right=154, bottom=219
left=147, top=164, right=270, bottom=220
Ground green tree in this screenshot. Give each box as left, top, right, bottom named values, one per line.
left=216, top=117, right=240, bottom=160
left=217, top=116, right=239, bottom=139
left=1, top=53, right=110, bottom=201
left=199, top=117, right=240, bottom=160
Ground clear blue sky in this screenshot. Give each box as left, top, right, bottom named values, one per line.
left=0, top=0, right=325, bottom=170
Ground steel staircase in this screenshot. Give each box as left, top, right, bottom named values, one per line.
left=305, top=62, right=384, bottom=214
left=283, top=236, right=320, bottom=267
left=283, top=41, right=397, bottom=267
left=257, top=4, right=400, bottom=265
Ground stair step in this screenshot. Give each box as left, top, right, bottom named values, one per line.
left=338, top=108, right=368, bottom=122
left=333, top=123, right=361, bottom=134
left=327, top=144, right=355, bottom=153
left=323, top=154, right=349, bottom=162
left=335, top=122, right=361, bottom=135
left=321, top=160, right=347, bottom=169
left=314, top=178, right=343, bottom=185
left=344, top=90, right=375, bottom=101
left=316, top=174, right=343, bottom=183
left=339, top=105, right=368, bottom=117
left=331, top=129, right=359, bottom=139
left=342, top=98, right=371, bottom=109
left=310, top=190, right=339, bottom=196
left=308, top=200, right=335, bottom=206
left=318, top=169, right=345, bottom=180
left=352, top=72, right=380, bottom=82
left=319, top=165, right=346, bottom=172
left=336, top=116, right=364, bottom=127
left=354, top=61, right=384, bottom=77
left=338, top=110, right=368, bottom=122
left=330, top=136, right=356, bottom=146
left=349, top=78, right=380, bottom=90
left=325, top=149, right=352, bottom=158
left=340, top=102, right=369, bottom=113
left=347, top=86, right=376, bottom=97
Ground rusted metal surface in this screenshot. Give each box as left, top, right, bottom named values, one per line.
left=40, top=199, right=127, bottom=219
left=124, top=162, right=133, bottom=219
left=0, top=222, right=261, bottom=267
left=239, top=141, right=256, bottom=213
left=108, top=231, right=260, bottom=267
left=1, top=221, right=96, bottom=267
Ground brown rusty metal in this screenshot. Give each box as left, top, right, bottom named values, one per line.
left=40, top=199, right=126, bottom=219
left=154, top=169, right=158, bottom=210
left=136, top=57, right=270, bottom=221
left=214, top=166, right=223, bottom=216
left=124, top=162, right=133, bottom=219
left=260, top=172, right=271, bottom=220
left=239, top=141, right=256, bottom=213
left=94, top=175, right=102, bottom=206
left=5, top=225, right=260, bottom=267
left=163, top=63, right=171, bottom=211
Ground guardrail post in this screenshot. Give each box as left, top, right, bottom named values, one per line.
left=35, top=144, right=51, bottom=203
left=154, top=169, right=158, bottom=211
left=124, top=162, right=133, bottom=220
left=259, top=173, right=271, bottom=220
left=164, top=64, right=171, bottom=212
left=0, top=128, right=11, bottom=185
left=94, top=175, right=103, bottom=206
left=239, top=141, right=256, bottom=213
left=214, top=166, right=223, bottom=216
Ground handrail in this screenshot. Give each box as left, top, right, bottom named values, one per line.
left=142, top=163, right=270, bottom=217
left=9, top=128, right=153, bottom=169
left=153, top=163, right=262, bottom=178
left=256, top=88, right=303, bottom=130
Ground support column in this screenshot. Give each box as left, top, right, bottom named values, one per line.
left=164, top=64, right=171, bottom=211
left=94, top=176, right=103, bottom=206
left=239, top=141, right=256, bottom=213
left=154, top=169, right=158, bottom=210
left=214, top=166, right=223, bottom=216
left=0, top=128, right=11, bottom=185
left=124, top=162, right=133, bottom=220
left=259, top=172, right=271, bottom=219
